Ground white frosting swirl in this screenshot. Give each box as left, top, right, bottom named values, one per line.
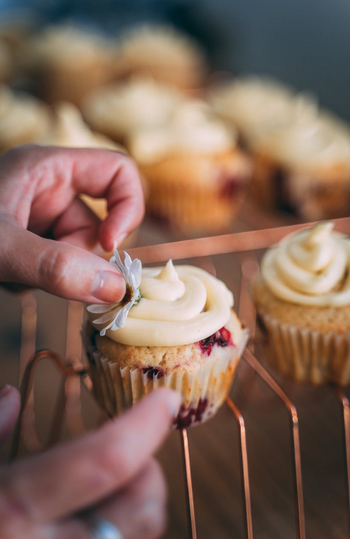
left=208, top=76, right=317, bottom=139
left=252, top=113, right=350, bottom=171
left=37, top=102, right=119, bottom=150
left=82, top=78, right=183, bottom=139
left=262, top=222, right=350, bottom=306
left=129, top=100, right=235, bottom=164
left=27, top=25, right=111, bottom=68
left=119, top=24, right=205, bottom=69
left=0, top=85, right=50, bottom=147
left=89, top=261, right=235, bottom=346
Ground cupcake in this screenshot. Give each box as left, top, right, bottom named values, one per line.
left=253, top=222, right=350, bottom=385
left=207, top=76, right=307, bottom=143
left=23, top=24, right=115, bottom=105
left=117, top=24, right=206, bottom=91
left=128, top=99, right=251, bottom=232
left=249, top=112, right=350, bottom=219
left=208, top=76, right=350, bottom=219
left=82, top=77, right=184, bottom=145
left=36, top=101, right=125, bottom=220
left=83, top=252, right=248, bottom=427
left=0, top=85, right=51, bottom=152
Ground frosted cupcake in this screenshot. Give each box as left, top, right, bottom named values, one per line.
left=0, top=85, right=51, bottom=152
left=84, top=253, right=248, bottom=427
left=23, top=24, right=115, bottom=104
left=249, top=112, right=350, bottom=219
left=82, top=77, right=183, bottom=144
left=208, top=76, right=307, bottom=143
left=128, top=100, right=251, bottom=232
left=253, top=222, right=350, bottom=385
left=117, top=24, right=206, bottom=90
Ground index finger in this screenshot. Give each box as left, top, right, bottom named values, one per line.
left=68, top=148, right=145, bottom=251
left=0, top=389, right=181, bottom=526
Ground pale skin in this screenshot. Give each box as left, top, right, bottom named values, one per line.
left=0, top=146, right=182, bottom=538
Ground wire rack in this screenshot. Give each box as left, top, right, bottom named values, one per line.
left=9, top=217, right=350, bottom=539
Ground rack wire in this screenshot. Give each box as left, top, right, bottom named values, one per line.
left=9, top=218, right=350, bottom=539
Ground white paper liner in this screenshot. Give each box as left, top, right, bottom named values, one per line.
left=87, top=328, right=249, bottom=428
left=259, top=312, right=350, bottom=385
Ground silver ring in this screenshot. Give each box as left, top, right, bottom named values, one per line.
left=89, top=516, right=123, bottom=539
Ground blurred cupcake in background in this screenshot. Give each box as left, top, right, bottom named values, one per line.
left=36, top=101, right=126, bottom=220
left=0, top=15, right=38, bottom=79
left=209, top=75, right=350, bottom=220
left=128, top=99, right=251, bottom=233
left=23, top=24, right=116, bottom=105
left=0, top=85, right=51, bottom=152
left=82, top=77, right=184, bottom=145
left=116, top=24, right=206, bottom=91
left=208, top=76, right=303, bottom=143
left=249, top=111, right=350, bottom=219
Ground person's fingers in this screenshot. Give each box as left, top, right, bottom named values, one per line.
left=0, top=386, right=20, bottom=443
left=0, top=146, right=144, bottom=251
left=0, top=389, right=181, bottom=531
left=98, top=157, right=145, bottom=250
left=100, top=458, right=167, bottom=539
left=53, top=197, right=101, bottom=251
left=0, top=219, right=126, bottom=303
left=52, top=458, right=167, bottom=539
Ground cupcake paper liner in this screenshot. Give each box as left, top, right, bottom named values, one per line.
left=259, top=311, right=350, bottom=385
left=85, top=328, right=249, bottom=428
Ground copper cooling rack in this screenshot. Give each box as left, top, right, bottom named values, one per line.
left=9, top=217, right=350, bottom=539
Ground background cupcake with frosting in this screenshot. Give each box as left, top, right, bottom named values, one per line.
left=83, top=252, right=248, bottom=428
left=253, top=222, right=350, bottom=384
left=128, top=99, right=251, bottom=233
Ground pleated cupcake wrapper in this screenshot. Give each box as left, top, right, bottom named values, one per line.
left=89, top=329, right=249, bottom=427
left=146, top=176, right=245, bottom=232
left=259, top=312, right=350, bottom=385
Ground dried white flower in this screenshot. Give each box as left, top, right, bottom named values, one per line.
left=87, top=250, right=142, bottom=335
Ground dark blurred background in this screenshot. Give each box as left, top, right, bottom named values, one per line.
left=1, top=0, right=350, bottom=120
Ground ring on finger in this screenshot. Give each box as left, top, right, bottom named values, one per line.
left=88, top=516, right=123, bottom=539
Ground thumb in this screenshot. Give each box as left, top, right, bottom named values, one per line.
left=0, top=385, right=20, bottom=443
left=0, top=222, right=126, bottom=303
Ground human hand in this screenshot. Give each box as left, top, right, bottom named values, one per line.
left=0, top=385, right=181, bottom=539
left=0, top=145, right=145, bottom=303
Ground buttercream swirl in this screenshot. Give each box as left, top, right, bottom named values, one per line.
left=83, top=78, right=183, bottom=138
left=88, top=260, right=235, bottom=346
left=252, top=113, right=350, bottom=170
left=0, top=85, right=50, bottom=147
left=37, top=102, right=119, bottom=150
left=261, top=222, right=350, bottom=306
left=129, top=100, right=235, bottom=164
left=208, top=76, right=317, bottom=139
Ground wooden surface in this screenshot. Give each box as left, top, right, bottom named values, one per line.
left=0, top=210, right=350, bottom=539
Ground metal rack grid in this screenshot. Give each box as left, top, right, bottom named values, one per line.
left=9, top=217, right=350, bottom=539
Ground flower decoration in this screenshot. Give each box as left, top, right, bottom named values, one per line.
left=87, top=250, right=142, bottom=336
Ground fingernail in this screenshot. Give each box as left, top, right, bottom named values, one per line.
left=91, top=271, right=126, bottom=303
left=115, top=233, right=127, bottom=248
left=0, top=385, right=12, bottom=398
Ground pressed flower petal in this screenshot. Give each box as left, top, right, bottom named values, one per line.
left=89, top=250, right=143, bottom=335
left=87, top=304, right=114, bottom=314
left=93, top=306, right=122, bottom=325
left=111, top=249, right=125, bottom=277
left=130, top=259, right=142, bottom=287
